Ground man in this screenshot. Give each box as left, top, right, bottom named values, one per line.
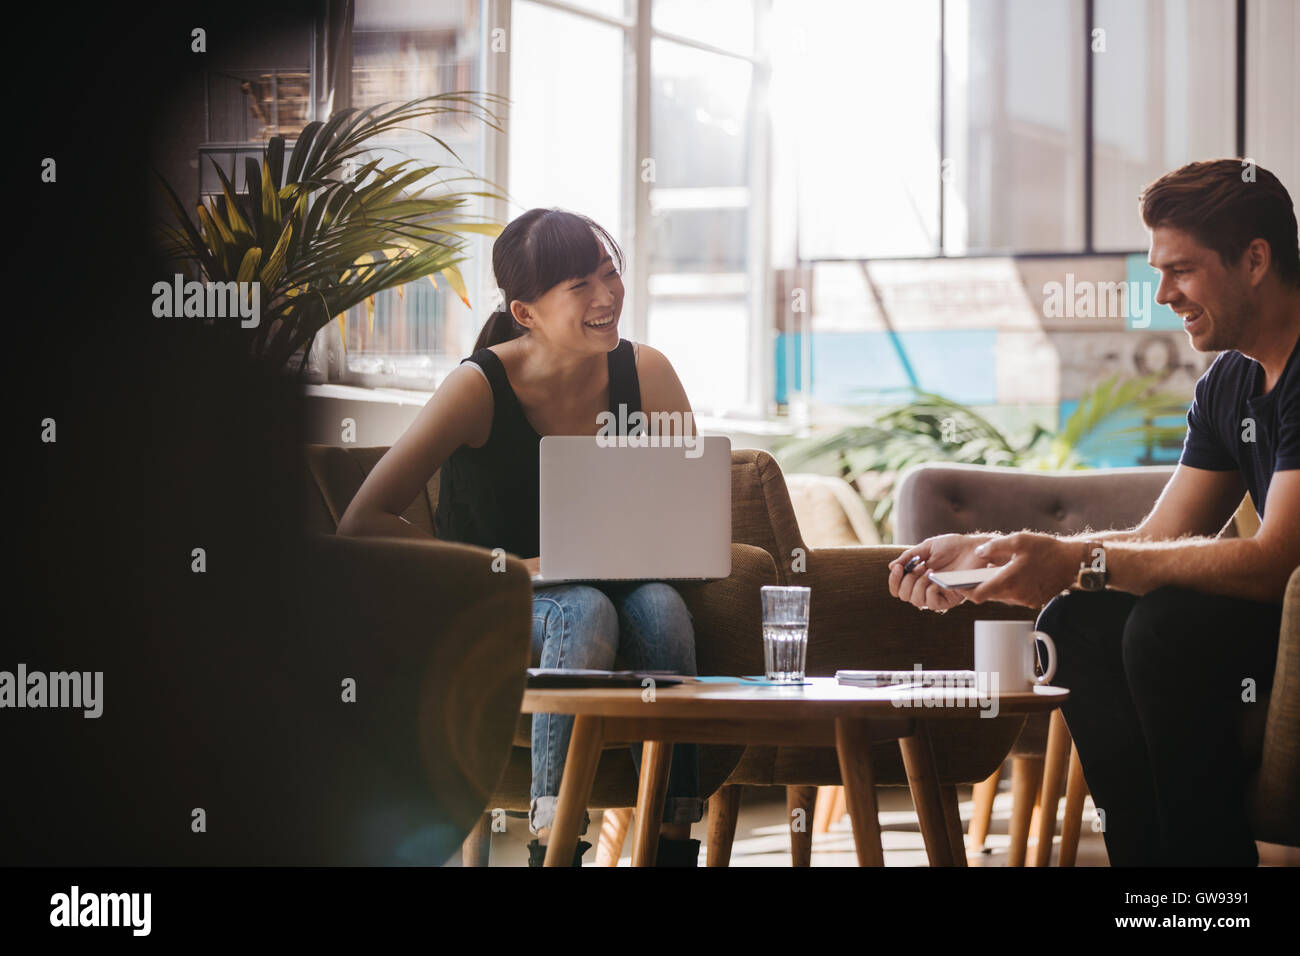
left=888, top=159, right=1300, bottom=866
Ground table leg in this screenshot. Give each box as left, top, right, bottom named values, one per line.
left=1033, top=708, right=1072, bottom=866
left=1059, top=743, right=1087, bottom=867
left=706, top=784, right=744, bottom=867
left=833, top=717, right=885, bottom=866
left=544, top=715, right=604, bottom=867
left=939, top=785, right=969, bottom=867
left=787, top=785, right=818, bottom=867
left=899, top=721, right=954, bottom=866
left=631, top=740, right=673, bottom=866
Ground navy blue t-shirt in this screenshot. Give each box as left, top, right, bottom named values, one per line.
left=1179, top=333, right=1300, bottom=518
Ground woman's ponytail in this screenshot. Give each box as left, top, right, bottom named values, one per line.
left=471, top=306, right=525, bottom=352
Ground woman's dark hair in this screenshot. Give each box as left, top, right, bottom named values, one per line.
left=472, top=208, right=626, bottom=352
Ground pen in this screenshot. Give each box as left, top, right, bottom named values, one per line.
left=903, top=556, right=921, bottom=574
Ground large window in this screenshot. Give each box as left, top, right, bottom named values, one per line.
left=770, top=0, right=1294, bottom=432
left=506, top=1, right=626, bottom=243
left=1245, top=0, right=1300, bottom=230
left=506, top=0, right=770, bottom=417
left=646, top=17, right=762, bottom=416
left=1093, top=0, right=1237, bottom=250
left=198, top=0, right=1295, bottom=419
left=779, top=0, right=1259, bottom=260
left=944, top=0, right=1086, bottom=254
left=774, top=1, right=941, bottom=259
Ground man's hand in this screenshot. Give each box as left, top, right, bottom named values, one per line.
left=888, top=533, right=996, bottom=612
left=966, top=532, right=1080, bottom=608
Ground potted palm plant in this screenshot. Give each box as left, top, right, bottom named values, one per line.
left=774, top=374, right=1191, bottom=541
left=155, top=92, right=507, bottom=373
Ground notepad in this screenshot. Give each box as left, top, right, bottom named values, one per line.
left=836, top=669, right=977, bottom=688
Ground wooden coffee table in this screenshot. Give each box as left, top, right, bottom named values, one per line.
left=521, top=677, right=1068, bottom=866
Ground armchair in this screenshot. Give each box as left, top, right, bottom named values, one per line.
left=303, top=443, right=779, bottom=865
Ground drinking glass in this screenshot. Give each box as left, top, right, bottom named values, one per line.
left=760, top=586, right=810, bottom=682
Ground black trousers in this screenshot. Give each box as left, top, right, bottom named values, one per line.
left=1035, top=586, right=1281, bottom=866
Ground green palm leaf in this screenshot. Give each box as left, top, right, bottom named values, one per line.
left=773, top=375, right=1192, bottom=542
left=155, top=93, right=508, bottom=372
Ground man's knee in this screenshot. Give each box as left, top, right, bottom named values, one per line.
left=1037, top=590, right=1083, bottom=637
left=1035, top=589, right=1137, bottom=684
left=1121, top=586, right=1200, bottom=679
left=1038, top=585, right=1150, bottom=640
left=1036, top=588, right=1119, bottom=639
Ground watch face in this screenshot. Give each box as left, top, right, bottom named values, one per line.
left=1079, top=571, right=1105, bottom=591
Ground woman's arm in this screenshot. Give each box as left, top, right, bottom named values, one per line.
left=635, top=342, right=697, bottom=438
left=336, top=364, right=493, bottom=539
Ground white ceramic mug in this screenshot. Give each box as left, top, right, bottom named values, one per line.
left=974, top=620, right=1057, bottom=692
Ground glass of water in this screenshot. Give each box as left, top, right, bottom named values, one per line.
left=761, top=586, right=811, bottom=682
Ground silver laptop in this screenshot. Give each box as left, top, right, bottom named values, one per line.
left=531, top=435, right=732, bottom=586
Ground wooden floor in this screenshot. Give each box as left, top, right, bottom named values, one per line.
left=449, top=777, right=1122, bottom=866
left=723, top=784, right=1109, bottom=867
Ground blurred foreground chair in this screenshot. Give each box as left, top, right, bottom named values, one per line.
left=293, top=532, right=531, bottom=863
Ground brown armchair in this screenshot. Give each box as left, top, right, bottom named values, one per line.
left=303, top=443, right=779, bottom=865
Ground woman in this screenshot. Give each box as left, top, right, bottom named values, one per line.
left=337, top=208, right=704, bottom=867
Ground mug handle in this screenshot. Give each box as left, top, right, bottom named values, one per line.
left=1031, top=631, right=1057, bottom=685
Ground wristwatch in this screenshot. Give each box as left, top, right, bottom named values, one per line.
left=1075, top=539, right=1109, bottom=591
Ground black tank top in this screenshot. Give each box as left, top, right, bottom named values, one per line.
left=434, top=338, right=643, bottom=559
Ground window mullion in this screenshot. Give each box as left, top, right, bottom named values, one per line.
left=750, top=0, right=773, bottom=418
left=483, top=0, right=512, bottom=349
left=1084, top=0, right=1094, bottom=254
left=631, top=0, right=652, bottom=346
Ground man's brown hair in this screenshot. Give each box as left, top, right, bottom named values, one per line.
left=1140, top=159, right=1300, bottom=287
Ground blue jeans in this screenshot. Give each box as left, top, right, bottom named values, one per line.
left=529, top=581, right=702, bottom=836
